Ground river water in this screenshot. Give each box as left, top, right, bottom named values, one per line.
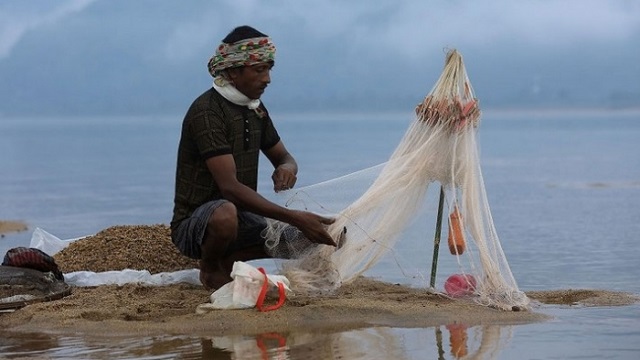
left=1, top=109, right=639, bottom=359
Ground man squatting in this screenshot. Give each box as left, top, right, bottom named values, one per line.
left=170, top=25, right=338, bottom=290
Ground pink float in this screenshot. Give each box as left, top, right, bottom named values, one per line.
left=444, top=274, right=477, bottom=297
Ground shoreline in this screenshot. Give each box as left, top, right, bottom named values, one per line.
left=0, top=278, right=546, bottom=337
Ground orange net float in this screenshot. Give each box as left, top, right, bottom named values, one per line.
left=446, top=323, right=469, bottom=358
left=447, top=205, right=466, bottom=255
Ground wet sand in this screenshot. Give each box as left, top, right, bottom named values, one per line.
left=1, top=222, right=637, bottom=337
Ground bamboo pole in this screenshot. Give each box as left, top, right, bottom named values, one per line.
left=430, top=186, right=445, bottom=288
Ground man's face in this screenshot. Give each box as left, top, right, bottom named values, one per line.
left=228, top=62, right=273, bottom=100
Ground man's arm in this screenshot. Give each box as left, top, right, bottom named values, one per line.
left=263, top=141, right=297, bottom=192
left=205, top=154, right=336, bottom=246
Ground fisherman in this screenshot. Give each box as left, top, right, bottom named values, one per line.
left=170, top=25, right=337, bottom=290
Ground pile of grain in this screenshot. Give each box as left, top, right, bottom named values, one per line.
left=53, top=224, right=199, bottom=274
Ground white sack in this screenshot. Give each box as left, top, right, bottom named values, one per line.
left=196, top=261, right=292, bottom=312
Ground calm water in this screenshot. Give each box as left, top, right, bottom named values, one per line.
left=1, top=109, right=639, bottom=359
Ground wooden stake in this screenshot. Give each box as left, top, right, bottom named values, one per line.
left=430, top=186, right=445, bottom=288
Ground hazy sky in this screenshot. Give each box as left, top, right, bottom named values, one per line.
left=1, top=0, right=638, bottom=115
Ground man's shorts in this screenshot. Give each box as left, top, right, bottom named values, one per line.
left=171, top=199, right=268, bottom=259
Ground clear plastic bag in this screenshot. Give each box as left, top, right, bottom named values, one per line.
left=29, top=227, right=82, bottom=256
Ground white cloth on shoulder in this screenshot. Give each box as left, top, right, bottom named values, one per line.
left=212, top=77, right=261, bottom=109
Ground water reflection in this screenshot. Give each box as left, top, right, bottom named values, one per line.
left=0, top=323, right=513, bottom=359
left=202, top=328, right=408, bottom=360
left=437, top=324, right=513, bottom=360
left=196, top=324, right=512, bottom=360
left=0, top=331, right=61, bottom=358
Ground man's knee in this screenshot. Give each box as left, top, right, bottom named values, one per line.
left=207, top=201, right=238, bottom=237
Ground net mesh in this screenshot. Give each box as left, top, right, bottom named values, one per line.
left=263, top=49, right=530, bottom=311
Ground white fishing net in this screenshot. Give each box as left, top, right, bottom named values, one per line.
left=264, top=49, right=530, bottom=311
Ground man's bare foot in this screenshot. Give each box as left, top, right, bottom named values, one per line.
left=199, top=261, right=233, bottom=291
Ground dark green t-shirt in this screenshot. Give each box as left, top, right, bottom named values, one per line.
left=171, top=88, right=281, bottom=229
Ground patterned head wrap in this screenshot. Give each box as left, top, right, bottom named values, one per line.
left=207, top=36, right=276, bottom=77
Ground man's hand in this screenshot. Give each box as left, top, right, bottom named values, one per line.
left=291, top=210, right=337, bottom=246
left=272, top=164, right=297, bottom=192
